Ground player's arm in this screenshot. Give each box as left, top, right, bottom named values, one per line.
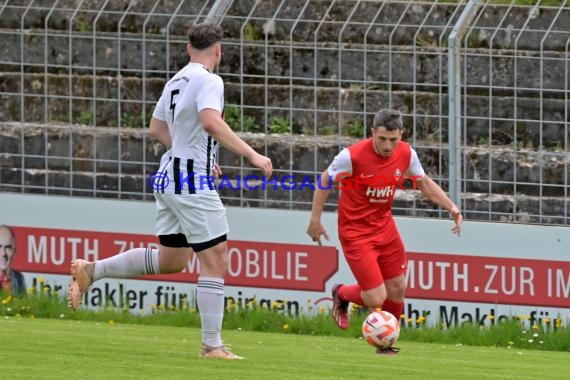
left=197, top=75, right=272, bottom=176
left=149, top=89, right=172, bottom=148
left=307, top=148, right=352, bottom=245
left=407, top=148, right=462, bottom=236
left=416, top=175, right=462, bottom=236
left=149, top=117, right=172, bottom=148
left=307, top=170, right=332, bottom=246
left=199, top=109, right=272, bottom=176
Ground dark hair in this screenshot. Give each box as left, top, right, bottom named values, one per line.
left=372, top=109, right=402, bottom=131
left=187, top=23, right=223, bottom=50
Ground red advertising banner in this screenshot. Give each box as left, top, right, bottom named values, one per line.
left=406, top=252, right=570, bottom=308
left=10, top=226, right=338, bottom=292
left=8, top=226, right=570, bottom=307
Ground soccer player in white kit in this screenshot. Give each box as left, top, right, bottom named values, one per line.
left=67, top=23, right=272, bottom=360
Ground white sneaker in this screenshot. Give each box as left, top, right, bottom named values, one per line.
left=67, top=259, right=93, bottom=310
left=199, top=343, right=244, bottom=360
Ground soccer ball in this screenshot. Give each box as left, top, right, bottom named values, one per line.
left=362, top=311, right=400, bottom=349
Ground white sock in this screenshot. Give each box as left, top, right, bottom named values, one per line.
left=93, top=247, right=160, bottom=281
left=197, top=277, right=224, bottom=348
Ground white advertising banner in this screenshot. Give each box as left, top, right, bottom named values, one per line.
left=1, top=193, right=569, bottom=328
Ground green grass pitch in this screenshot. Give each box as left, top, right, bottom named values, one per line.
left=1, top=318, right=569, bottom=379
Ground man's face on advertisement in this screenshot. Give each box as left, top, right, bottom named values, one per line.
left=0, top=227, right=14, bottom=271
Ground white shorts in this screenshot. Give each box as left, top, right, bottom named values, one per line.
left=154, top=191, right=229, bottom=245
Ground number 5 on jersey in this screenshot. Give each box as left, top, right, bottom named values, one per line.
left=169, top=89, right=180, bottom=123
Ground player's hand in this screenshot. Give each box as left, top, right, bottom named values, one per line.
left=249, top=153, right=272, bottom=177
left=213, top=164, right=222, bottom=179
left=450, top=208, right=463, bottom=236
left=306, top=220, right=330, bottom=246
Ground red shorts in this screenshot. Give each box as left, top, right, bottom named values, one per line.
left=339, top=230, right=407, bottom=291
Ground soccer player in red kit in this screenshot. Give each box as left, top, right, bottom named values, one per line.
left=306, top=109, right=462, bottom=355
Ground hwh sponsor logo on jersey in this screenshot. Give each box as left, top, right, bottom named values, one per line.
left=365, top=185, right=395, bottom=199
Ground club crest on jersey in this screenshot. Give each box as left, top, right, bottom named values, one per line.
left=394, top=168, right=402, bottom=177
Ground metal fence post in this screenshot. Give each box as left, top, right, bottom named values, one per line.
left=565, top=34, right=570, bottom=224
left=289, top=0, right=311, bottom=209
left=239, top=0, right=261, bottom=207
left=538, top=1, right=567, bottom=223
left=437, top=1, right=464, bottom=219
left=44, top=1, right=61, bottom=194
left=363, top=3, right=388, bottom=138
left=205, top=0, right=233, bottom=25
left=447, top=0, right=481, bottom=209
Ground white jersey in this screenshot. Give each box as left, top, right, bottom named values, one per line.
left=153, top=63, right=223, bottom=194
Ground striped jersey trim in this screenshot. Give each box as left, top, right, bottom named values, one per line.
left=173, top=157, right=181, bottom=194
left=187, top=159, right=195, bottom=194
left=206, top=136, right=212, bottom=178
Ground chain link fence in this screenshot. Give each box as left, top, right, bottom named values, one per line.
left=0, top=0, right=568, bottom=225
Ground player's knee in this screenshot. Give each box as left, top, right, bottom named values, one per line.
left=219, top=255, right=229, bottom=271
left=198, top=244, right=229, bottom=277
left=158, top=248, right=190, bottom=273
left=393, top=286, right=405, bottom=301
left=173, top=259, right=187, bottom=272
left=385, top=278, right=406, bottom=301
left=390, top=285, right=405, bottom=299
left=204, top=254, right=228, bottom=276
left=362, top=292, right=386, bottom=308
left=212, top=244, right=229, bottom=272
left=162, top=257, right=187, bottom=273
left=214, top=253, right=229, bottom=276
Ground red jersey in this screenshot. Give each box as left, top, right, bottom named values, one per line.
left=335, top=139, right=412, bottom=241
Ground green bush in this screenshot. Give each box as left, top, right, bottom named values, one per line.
left=268, top=116, right=290, bottom=134
left=345, top=120, right=365, bottom=138
left=77, top=110, right=94, bottom=125
left=224, top=106, right=260, bottom=132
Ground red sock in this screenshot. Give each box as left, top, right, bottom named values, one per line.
left=382, top=298, right=404, bottom=321
left=337, top=284, right=364, bottom=306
